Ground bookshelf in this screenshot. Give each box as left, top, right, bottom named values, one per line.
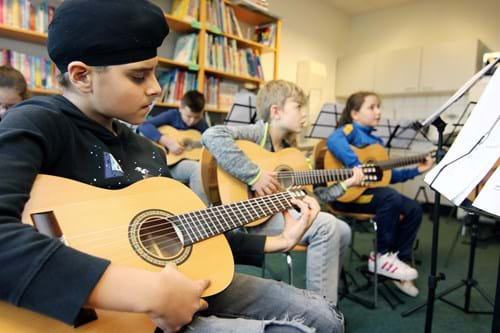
left=0, top=0, right=280, bottom=117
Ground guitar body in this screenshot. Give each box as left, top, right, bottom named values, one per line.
left=216, top=141, right=312, bottom=227
left=0, top=175, right=233, bottom=333
left=158, top=125, right=202, bottom=166
left=324, top=144, right=392, bottom=202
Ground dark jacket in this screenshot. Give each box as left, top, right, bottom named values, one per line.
left=0, top=95, right=265, bottom=325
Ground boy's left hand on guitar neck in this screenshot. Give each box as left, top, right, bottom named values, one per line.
left=417, top=155, right=434, bottom=174
left=264, top=196, right=319, bottom=252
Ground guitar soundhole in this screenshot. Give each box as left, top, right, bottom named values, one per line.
left=129, top=209, right=192, bottom=267
left=139, top=217, right=183, bottom=258
left=275, top=165, right=294, bottom=189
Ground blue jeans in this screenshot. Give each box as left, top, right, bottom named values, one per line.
left=169, top=160, right=208, bottom=205
left=183, top=273, right=344, bottom=332
left=330, top=187, right=422, bottom=261
left=248, top=211, right=351, bottom=305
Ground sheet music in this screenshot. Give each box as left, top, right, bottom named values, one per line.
left=424, top=67, right=500, bottom=205
left=473, top=167, right=500, bottom=216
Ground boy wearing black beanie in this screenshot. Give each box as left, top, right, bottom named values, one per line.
left=0, top=1, right=344, bottom=332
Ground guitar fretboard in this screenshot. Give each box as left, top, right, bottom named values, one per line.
left=376, top=153, right=428, bottom=170
left=171, top=191, right=303, bottom=245
left=277, top=169, right=353, bottom=185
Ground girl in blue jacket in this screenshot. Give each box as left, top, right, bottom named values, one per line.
left=322, top=91, right=433, bottom=297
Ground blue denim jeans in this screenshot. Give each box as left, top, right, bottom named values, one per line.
left=247, top=211, right=351, bottom=305
left=169, top=160, right=208, bottom=205
left=330, top=187, right=422, bottom=262
left=183, top=273, right=344, bottom=332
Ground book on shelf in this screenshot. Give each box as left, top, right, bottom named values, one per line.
left=205, top=33, right=264, bottom=80
left=0, top=0, right=54, bottom=33
left=252, top=22, right=276, bottom=47
left=1, top=48, right=57, bottom=90
left=218, top=81, right=239, bottom=110
left=204, top=75, right=219, bottom=109
left=173, top=33, right=198, bottom=64
left=157, top=68, right=197, bottom=104
left=231, top=0, right=269, bottom=13
left=171, top=0, right=199, bottom=22
left=205, top=0, right=243, bottom=38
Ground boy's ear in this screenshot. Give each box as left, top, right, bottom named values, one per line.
left=269, top=104, right=281, bottom=120
left=67, top=61, right=93, bottom=93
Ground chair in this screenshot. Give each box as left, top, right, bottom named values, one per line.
left=262, top=244, right=308, bottom=286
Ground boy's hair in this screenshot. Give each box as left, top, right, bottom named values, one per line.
left=181, top=90, right=205, bottom=113
left=56, top=66, right=108, bottom=88
left=0, top=65, right=30, bottom=100
left=337, top=91, right=380, bottom=128
left=256, top=80, right=307, bottom=121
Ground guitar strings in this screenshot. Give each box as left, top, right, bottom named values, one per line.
left=60, top=194, right=299, bottom=256
left=63, top=196, right=296, bottom=261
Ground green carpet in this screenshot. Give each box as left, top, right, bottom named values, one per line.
left=236, top=213, right=499, bottom=332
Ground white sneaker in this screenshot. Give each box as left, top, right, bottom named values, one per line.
left=368, top=252, right=418, bottom=281
left=393, top=280, right=419, bottom=297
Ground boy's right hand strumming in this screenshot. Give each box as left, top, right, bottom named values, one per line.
left=252, top=170, right=280, bottom=196
left=86, top=263, right=210, bottom=333
left=159, top=135, right=185, bottom=155
left=148, top=264, right=210, bottom=332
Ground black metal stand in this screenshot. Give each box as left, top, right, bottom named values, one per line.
left=493, top=256, right=500, bottom=333
left=401, top=117, right=447, bottom=332
left=436, top=211, right=494, bottom=315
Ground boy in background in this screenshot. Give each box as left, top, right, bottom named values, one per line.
left=139, top=90, right=208, bottom=204
left=203, top=79, right=364, bottom=306
left=0, top=1, right=344, bottom=332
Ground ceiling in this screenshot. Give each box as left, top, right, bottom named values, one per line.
left=326, top=0, right=420, bottom=15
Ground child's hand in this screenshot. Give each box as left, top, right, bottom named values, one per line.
left=264, top=196, right=319, bottom=252
left=417, top=155, right=434, bottom=174
left=149, top=264, right=210, bottom=332
left=159, top=135, right=185, bottom=155
left=252, top=170, right=280, bottom=196
left=344, top=167, right=364, bottom=188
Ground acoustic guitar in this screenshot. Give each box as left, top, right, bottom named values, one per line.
left=200, top=140, right=382, bottom=227
left=0, top=175, right=304, bottom=333
left=322, top=143, right=431, bottom=203
left=158, top=125, right=203, bottom=166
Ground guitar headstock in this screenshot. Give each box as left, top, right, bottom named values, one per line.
left=361, top=164, right=383, bottom=182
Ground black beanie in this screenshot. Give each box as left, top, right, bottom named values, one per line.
left=48, top=0, right=169, bottom=73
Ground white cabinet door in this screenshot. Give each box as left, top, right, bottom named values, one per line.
left=374, top=47, right=422, bottom=95
left=419, top=40, right=483, bottom=93
left=335, top=52, right=376, bottom=98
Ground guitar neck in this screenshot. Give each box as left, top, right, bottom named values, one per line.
left=278, top=169, right=353, bottom=186
left=173, top=191, right=300, bottom=245
left=376, top=153, right=428, bottom=170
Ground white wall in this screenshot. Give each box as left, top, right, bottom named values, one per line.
left=266, top=0, right=350, bottom=101
left=346, top=0, right=500, bottom=55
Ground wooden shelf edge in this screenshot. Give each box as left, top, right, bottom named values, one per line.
left=205, top=67, right=264, bottom=84
left=164, top=14, right=200, bottom=33
left=0, top=24, right=47, bottom=44
left=206, top=28, right=275, bottom=53
left=157, top=57, right=199, bottom=70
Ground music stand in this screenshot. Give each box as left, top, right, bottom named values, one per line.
left=224, top=91, right=257, bottom=126
left=306, top=103, right=400, bottom=150
left=400, top=57, right=500, bottom=332
left=306, top=103, right=341, bottom=139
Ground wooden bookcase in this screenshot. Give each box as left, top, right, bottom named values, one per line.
left=0, top=0, right=280, bottom=118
